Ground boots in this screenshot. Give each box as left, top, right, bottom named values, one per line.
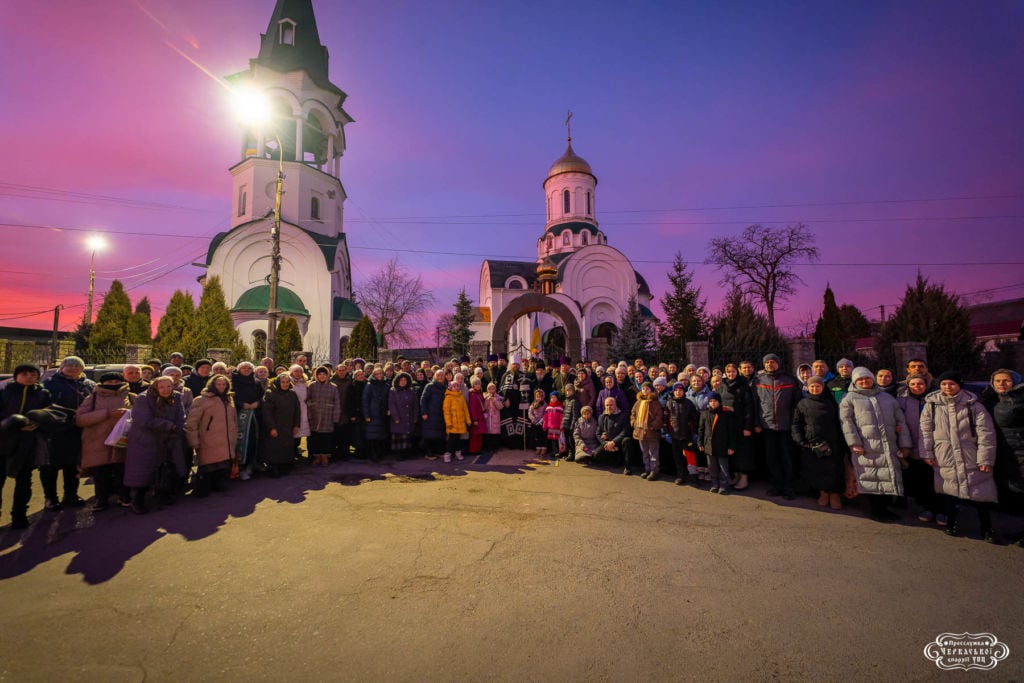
left=829, top=493, right=842, bottom=510
left=817, top=491, right=829, bottom=507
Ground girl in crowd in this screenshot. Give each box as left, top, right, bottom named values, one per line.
left=442, top=377, right=471, bottom=463
left=467, top=377, right=486, bottom=455
left=543, top=391, right=564, bottom=459
left=698, top=392, right=736, bottom=494
left=482, top=382, right=503, bottom=454
left=528, top=388, right=548, bottom=456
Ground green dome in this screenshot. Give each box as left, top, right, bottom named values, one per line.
left=232, top=285, right=309, bottom=316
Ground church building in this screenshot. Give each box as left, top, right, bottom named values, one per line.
left=201, top=0, right=361, bottom=363
left=474, top=131, right=655, bottom=363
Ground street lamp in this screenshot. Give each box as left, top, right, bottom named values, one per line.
left=234, top=85, right=284, bottom=365
left=84, top=235, right=106, bottom=325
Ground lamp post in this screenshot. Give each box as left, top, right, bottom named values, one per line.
left=235, top=86, right=284, bottom=364
left=84, top=235, right=106, bottom=326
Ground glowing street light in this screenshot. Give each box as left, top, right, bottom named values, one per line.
left=233, top=84, right=284, bottom=364
left=84, top=234, right=106, bottom=326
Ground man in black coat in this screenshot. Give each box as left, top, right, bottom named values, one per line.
left=41, top=356, right=94, bottom=509
left=1, top=364, right=52, bottom=528
left=184, top=359, right=212, bottom=397
left=330, top=363, right=353, bottom=460
left=753, top=353, right=802, bottom=499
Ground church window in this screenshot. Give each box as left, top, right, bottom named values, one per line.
left=311, top=196, right=321, bottom=220
left=581, top=231, right=589, bottom=245
left=279, top=19, right=296, bottom=46
left=562, top=189, right=570, bottom=215
left=237, top=186, right=247, bottom=217
left=546, top=235, right=553, bottom=252
left=586, top=191, right=591, bottom=215
left=562, top=232, right=570, bottom=246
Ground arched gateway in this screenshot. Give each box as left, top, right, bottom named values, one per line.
left=491, top=293, right=582, bottom=359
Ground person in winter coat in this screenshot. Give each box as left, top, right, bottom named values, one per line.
left=420, top=370, right=448, bottom=460
left=573, top=405, right=600, bottom=462
left=261, top=374, right=302, bottom=477
left=596, top=374, right=628, bottom=416
left=985, top=369, right=1024, bottom=534
left=0, top=364, right=51, bottom=528
left=897, top=374, right=944, bottom=525
left=574, top=372, right=596, bottom=413
left=482, top=383, right=503, bottom=454
left=232, top=362, right=262, bottom=478
left=527, top=388, right=548, bottom=456
left=124, top=377, right=187, bottom=513
left=442, top=382, right=471, bottom=463
left=388, top=372, right=419, bottom=460
left=362, top=367, right=391, bottom=462
left=289, top=365, right=311, bottom=462
left=666, top=381, right=699, bottom=486
left=593, top=396, right=629, bottom=466
left=719, top=364, right=755, bottom=490
left=466, top=377, right=487, bottom=455
left=698, top=393, right=737, bottom=494
left=792, top=376, right=847, bottom=510
left=185, top=375, right=238, bottom=496
left=41, top=356, right=95, bottom=510
left=920, top=371, right=999, bottom=542
left=75, top=372, right=133, bottom=511
left=753, top=353, right=803, bottom=500
left=542, top=392, right=565, bottom=459
left=827, top=359, right=854, bottom=404
left=840, top=367, right=912, bottom=522
left=161, top=366, right=194, bottom=415
left=559, top=383, right=580, bottom=460
left=307, top=367, right=341, bottom=467
left=630, top=382, right=664, bottom=480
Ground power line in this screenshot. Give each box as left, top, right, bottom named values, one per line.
left=0, top=181, right=220, bottom=214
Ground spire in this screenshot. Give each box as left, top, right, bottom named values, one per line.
left=253, top=0, right=342, bottom=96
left=565, top=110, right=573, bottom=144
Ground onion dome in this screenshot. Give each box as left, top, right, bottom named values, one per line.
left=546, top=142, right=594, bottom=180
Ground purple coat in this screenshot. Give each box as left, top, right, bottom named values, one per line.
left=388, top=376, right=420, bottom=436
left=124, top=388, right=186, bottom=488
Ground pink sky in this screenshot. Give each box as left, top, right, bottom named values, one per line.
left=1, top=0, right=1022, bottom=343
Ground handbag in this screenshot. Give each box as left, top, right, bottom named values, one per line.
left=808, top=440, right=832, bottom=459
left=104, top=411, right=132, bottom=448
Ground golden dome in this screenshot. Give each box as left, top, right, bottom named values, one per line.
left=546, top=142, right=594, bottom=180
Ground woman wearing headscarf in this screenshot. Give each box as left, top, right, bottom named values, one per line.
left=185, top=375, right=238, bottom=496
left=261, top=373, right=302, bottom=477
left=232, top=361, right=262, bottom=479
left=792, top=375, right=847, bottom=510
left=388, top=372, right=419, bottom=460
left=124, top=376, right=186, bottom=513
left=362, top=366, right=391, bottom=462
left=307, top=366, right=341, bottom=467
left=420, top=370, right=448, bottom=460
left=75, top=372, right=133, bottom=511
left=839, top=367, right=912, bottom=522
left=920, top=371, right=999, bottom=542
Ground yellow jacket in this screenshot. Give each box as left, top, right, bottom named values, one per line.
left=443, top=387, right=471, bottom=434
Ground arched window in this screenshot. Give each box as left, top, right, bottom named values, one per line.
left=586, top=191, right=591, bottom=215
left=546, top=235, right=553, bottom=252
left=562, top=232, right=570, bottom=246
left=279, top=19, right=296, bottom=45
left=581, top=231, right=589, bottom=245
left=310, top=196, right=321, bottom=220
left=237, top=186, right=247, bottom=217
left=563, top=189, right=570, bottom=214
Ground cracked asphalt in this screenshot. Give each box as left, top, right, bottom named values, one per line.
left=1, top=451, right=1023, bottom=681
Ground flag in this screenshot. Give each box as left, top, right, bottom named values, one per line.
left=530, top=312, right=542, bottom=358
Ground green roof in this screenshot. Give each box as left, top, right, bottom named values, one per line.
left=332, top=296, right=362, bottom=322
left=233, top=285, right=309, bottom=316
left=206, top=221, right=342, bottom=271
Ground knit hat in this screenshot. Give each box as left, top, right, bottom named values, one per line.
left=314, top=366, right=330, bottom=377
left=98, top=372, right=125, bottom=384
left=672, top=382, right=686, bottom=391
left=549, top=391, right=560, bottom=400
left=807, top=375, right=825, bottom=386
left=653, top=377, right=668, bottom=388
left=13, top=363, right=41, bottom=377
left=937, top=370, right=962, bottom=387
left=194, top=359, right=212, bottom=369
left=836, top=358, right=854, bottom=369
left=707, top=392, right=722, bottom=403
left=851, top=367, right=874, bottom=383
left=762, top=354, right=781, bottom=365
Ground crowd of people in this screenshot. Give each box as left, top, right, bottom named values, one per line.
left=1, top=351, right=1022, bottom=546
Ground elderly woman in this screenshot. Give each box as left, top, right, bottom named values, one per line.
left=289, top=365, right=311, bottom=462
left=185, top=375, right=238, bottom=496
left=261, top=373, right=301, bottom=477
left=231, top=361, right=262, bottom=479
left=388, top=372, right=419, bottom=460
left=792, top=376, right=847, bottom=509
left=75, top=372, right=133, bottom=511
left=839, top=367, right=912, bottom=522
left=307, top=366, right=341, bottom=467
left=124, top=376, right=186, bottom=513
left=161, top=366, right=194, bottom=415
left=920, top=372, right=998, bottom=542
left=420, top=370, right=448, bottom=460
left=362, top=366, right=391, bottom=462
left=573, top=405, right=600, bottom=463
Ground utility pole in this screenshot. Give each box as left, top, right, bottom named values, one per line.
left=266, top=134, right=284, bottom=364
left=50, top=305, right=63, bottom=366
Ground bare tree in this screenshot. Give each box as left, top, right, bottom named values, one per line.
left=705, top=223, right=819, bottom=328
left=356, top=257, right=436, bottom=348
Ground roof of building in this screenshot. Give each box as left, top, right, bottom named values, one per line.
left=332, top=296, right=362, bottom=322
left=639, top=304, right=656, bottom=319
left=484, top=260, right=537, bottom=289
left=206, top=221, right=343, bottom=271
left=968, top=297, right=1024, bottom=326
left=252, top=0, right=345, bottom=99
left=546, top=142, right=595, bottom=181
left=233, top=285, right=309, bottom=316
left=635, top=270, right=651, bottom=296
left=544, top=221, right=600, bottom=237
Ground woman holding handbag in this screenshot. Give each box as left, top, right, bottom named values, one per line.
left=124, top=376, right=186, bottom=514
left=185, top=375, right=238, bottom=497
left=75, top=372, right=134, bottom=511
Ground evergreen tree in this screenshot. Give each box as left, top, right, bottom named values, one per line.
left=348, top=315, right=378, bottom=361
left=657, top=251, right=708, bottom=362
left=708, top=288, right=787, bottom=367
left=88, top=280, right=132, bottom=362
left=126, top=296, right=153, bottom=344
left=813, top=285, right=846, bottom=356
left=838, top=304, right=871, bottom=339
left=608, top=295, right=656, bottom=364
left=183, top=276, right=247, bottom=361
left=447, top=288, right=476, bottom=357
left=276, top=317, right=303, bottom=362
left=874, top=273, right=980, bottom=376
left=154, top=290, right=195, bottom=359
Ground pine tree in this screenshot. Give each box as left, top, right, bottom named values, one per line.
left=276, top=317, right=303, bottom=362
left=448, top=288, right=476, bottom=357
left=154, top=290, right=195, bottom=359
left=838, top=304, right=871, bottom=339
left=608, top=295, right=655, bottom=364
left=657, top=251, right=708, bottom=362
left=874, top=273, right=980, bottom=375
left=88, top=280, right=132, bottom=362
left=348, top=316, right=378, bottom=361
left=813, top=285, right=846, bottom=356
left=183, top=276, right=246, bottom=361
left=126, top=296, right=153, bottom=344
left=708, top=288, right=787, bottom=367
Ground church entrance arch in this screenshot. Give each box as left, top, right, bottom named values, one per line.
left=491, top=293, right=583, bottom=361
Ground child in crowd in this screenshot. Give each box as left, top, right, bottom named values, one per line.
left=528, top=388, right=547, bottom=456
left=543, top=391, right=564, bottom=460
left=698, top=393, right=737, bottom=494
